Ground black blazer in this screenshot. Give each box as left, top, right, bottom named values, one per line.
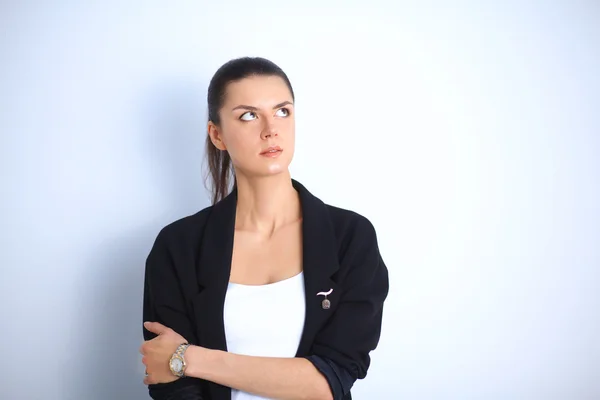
left=143, top=180, right=389, bottom=400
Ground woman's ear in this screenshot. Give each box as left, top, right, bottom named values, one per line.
left=208, top=121, right=227, bottom=151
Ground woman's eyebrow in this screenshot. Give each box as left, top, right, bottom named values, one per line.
left=231, top=101, right=294, bottom=112
left=232, top=104, right=257, bottom=112
left=273, top=101, right=293, bottom=109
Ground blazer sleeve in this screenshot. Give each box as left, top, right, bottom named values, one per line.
left=305, top=355, right=355, bottom=400
left=143, top=229, right=206, bottom=400
left=308, top=216, right=389, bottom=391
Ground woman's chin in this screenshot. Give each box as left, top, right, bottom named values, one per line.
left=236, top=159, right=292, bottom=179
left=257, top=159, right=290, bottom=175
left=252, top=164, right=289, bottom=178
left=267, top=164, right=287, bottom=174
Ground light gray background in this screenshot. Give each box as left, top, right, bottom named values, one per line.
left=1, top=1, right=599, bottom=399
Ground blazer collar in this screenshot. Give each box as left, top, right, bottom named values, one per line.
left=192, top=179, right=341, bottom=399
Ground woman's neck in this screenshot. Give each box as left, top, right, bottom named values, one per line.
left=234, top=172, right=301, bottom=237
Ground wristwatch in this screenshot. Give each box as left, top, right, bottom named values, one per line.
left=169, top=343, right=191, bottom=377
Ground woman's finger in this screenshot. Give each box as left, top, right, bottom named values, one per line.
left=143, top=370, right=153, bottom=385
left=143, top=321, right=169, bottom=335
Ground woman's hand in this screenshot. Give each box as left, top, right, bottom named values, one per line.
left=140, top=321, right=188, bottom=385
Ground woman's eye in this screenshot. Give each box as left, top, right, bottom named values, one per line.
left=240, top=111, right=257, bottom=121
left=275, top=108, right=290, bottom=117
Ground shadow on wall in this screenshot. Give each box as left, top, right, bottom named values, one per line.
left=71, top=78, right=211, bottom=400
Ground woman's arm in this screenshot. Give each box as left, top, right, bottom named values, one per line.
left=142, top=230, right=206, bottom=399
left=185, top=346, right=333, bottom=400
left=143, top=321, right=349, bottom=400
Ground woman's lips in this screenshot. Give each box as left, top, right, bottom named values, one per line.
left=260, top=146, right=283, bottom=157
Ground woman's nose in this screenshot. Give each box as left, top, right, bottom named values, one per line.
left=260, top=118, right=278, bottom=139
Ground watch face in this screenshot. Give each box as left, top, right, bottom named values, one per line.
left=170, top=358, right=183, bottom=372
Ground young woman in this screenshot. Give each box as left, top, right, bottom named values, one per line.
left=140, top=57, right=389, bottom=400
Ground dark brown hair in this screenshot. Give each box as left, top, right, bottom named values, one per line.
left=204, top=57, right=295, bottom=204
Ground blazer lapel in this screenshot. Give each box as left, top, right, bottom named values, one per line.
left=292, top=180, right=341, bottom=357
left=192, top=188, right=237, bottom=400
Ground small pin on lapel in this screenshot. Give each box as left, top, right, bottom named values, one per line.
left=316, top=288, right=333, bottom=309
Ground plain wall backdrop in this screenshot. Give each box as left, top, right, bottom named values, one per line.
left=1, top=1, right=599, bottom=399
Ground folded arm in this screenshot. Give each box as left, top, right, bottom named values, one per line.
left=184, top=347, right=333, bottom=400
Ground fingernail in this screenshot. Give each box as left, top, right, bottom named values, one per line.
left=144, top=321, right=149, bottom=327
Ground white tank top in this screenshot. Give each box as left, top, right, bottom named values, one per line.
left=223, top=271, right=306, bottom=400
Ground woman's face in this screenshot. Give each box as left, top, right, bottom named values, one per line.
left=208, top=75, right=295, bottom=179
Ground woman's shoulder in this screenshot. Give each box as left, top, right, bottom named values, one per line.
left=324, top=203, right=387, bottom=295
left=324, top=203, right=379, bottom=249
left=154, top=205, right=214, bottom=244
left=325, top=203, right=377, bottom=234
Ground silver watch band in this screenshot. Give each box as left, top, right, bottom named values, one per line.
left=171, top=343, right=190, bottom=377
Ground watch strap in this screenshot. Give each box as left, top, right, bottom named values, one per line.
left=170, top=343, right=190, bottom=377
